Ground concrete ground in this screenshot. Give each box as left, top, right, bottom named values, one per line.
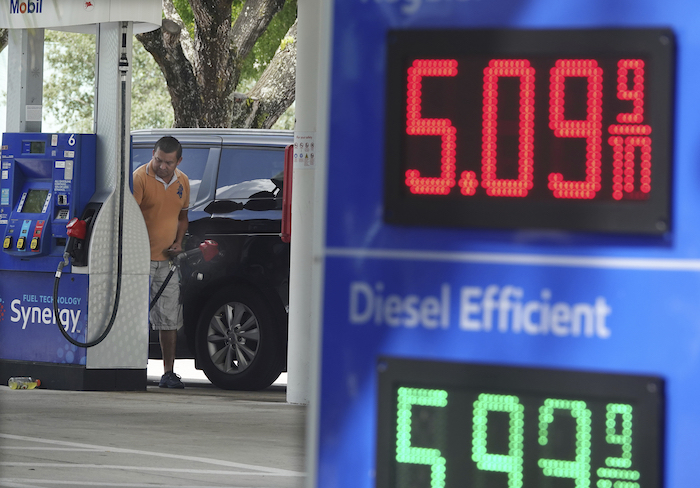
left=0, top=366, right=307, bottom=488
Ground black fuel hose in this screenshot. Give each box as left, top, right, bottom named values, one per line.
left=54, top=121, right=126, bottom=347
left=148, top=244, right=213, bottom=310
left=53, top=22, right=130, bottom=348
left=149, top=261, right=177, bottom=311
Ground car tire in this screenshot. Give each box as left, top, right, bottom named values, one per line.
left=195, top=286, right=285, bottom=390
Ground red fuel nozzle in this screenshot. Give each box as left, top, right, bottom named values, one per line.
left=200, top=239, right=219, bottom=262
left=174, top=240, right=219, bottom=263
left=66, top=217, right=87, bottom=240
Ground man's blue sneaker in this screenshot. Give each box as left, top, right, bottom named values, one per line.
left=159, top=371, right=185, bottom=389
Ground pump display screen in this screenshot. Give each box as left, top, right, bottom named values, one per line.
left=28, top=141, right=45, bottom=154
left=20, top=189, right=49, bottom=213
left=384, top=29, right=675, bottom=234
left=375, top=357, right=664, bottom=488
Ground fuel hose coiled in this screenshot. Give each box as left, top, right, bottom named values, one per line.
left=53, top=22, right=131, bottom=348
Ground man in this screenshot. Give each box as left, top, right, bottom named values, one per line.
left=133, top=136, right=190, bottom=389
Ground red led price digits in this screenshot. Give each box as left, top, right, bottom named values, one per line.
left=608, top=59, right=652, bottom=200
left=548, top=60, right=604, bottom=199
left=405, top=59, right=458, bottom=195
left=466, top=59, right=535, bottom=197
left=403, top=58, right=652, bottom=201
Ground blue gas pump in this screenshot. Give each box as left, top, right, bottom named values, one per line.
left=0, top=133, right=96, bottom=268
left=0, top=132, right=148, bottom=390
left=0, top=133, right=96, bottom=368
left=0, top=3, right=159, bottom=392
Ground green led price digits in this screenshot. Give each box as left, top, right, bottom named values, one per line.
left=394, top=389, right=639, bottom=487
left=472, top=394, right=525, bottom=487
left=596, top=404, right=640, bottom=488
left=537, top=399, right=592, bottom=487
left=396, top=387, right=448, bottom=488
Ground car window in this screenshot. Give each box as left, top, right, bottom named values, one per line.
left=216, top=147, right=285, bottom=200
left=132, top=146, right=210, bottom=208
left=131, top=147, right=152, bottom=174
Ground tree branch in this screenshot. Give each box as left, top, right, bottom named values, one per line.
left=231, top=19, right=296, bottom=128
left=229, top=0, right=285, bottom=87
left=135, top=0, right=297, bottom=128
left=163, top=0, right=195, bottom=64
left=136, top=25, right=200, bottom=127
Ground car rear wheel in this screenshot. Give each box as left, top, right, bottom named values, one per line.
left=195, top=286, right=285, bottom=390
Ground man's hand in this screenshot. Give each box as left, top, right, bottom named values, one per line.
left=166, top=242, right=184, bottom=257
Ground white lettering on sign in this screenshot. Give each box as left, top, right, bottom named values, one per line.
left=348, top=281, right=612, bottom=339
left=10, top=299, right=82, bottom=333
left=460, top=285, right=611, bottom=338
left=349, top=281, right=450, bottom=329
left=360, top=0, right=480, bottom=15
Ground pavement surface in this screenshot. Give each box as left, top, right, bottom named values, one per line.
left=0, top=371, right=307, bottom=488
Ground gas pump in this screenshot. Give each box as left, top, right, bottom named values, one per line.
left=0, top=131, right=216, bottom=388
left=0, top=133, right=96, bottom=361
left=1, top=133, right=96, bottom=265
left=0, top=132, right=148, bottom=389
left=0, top=1, right=163, bottom=391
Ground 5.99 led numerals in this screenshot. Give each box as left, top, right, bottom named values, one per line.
left=405, top=58, right=651, bottom=201
left=396, top=387, right=640, bottom=488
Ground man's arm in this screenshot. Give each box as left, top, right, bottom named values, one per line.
left=169, top=209, right=189, bottom=254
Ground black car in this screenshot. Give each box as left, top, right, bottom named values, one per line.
left=131, top=128, right=293, bottom=390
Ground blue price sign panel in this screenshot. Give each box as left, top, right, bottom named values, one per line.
left=316, top=1, right=700, bottom=488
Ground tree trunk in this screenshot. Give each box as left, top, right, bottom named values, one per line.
left=190, top=0, right=235, bottom=127
left=137, top=23, right=201, bottom=127
left=0, top=29, right=7, bottom=53
left=136, top=0, right=295, bottom=129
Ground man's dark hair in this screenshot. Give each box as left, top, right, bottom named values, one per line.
left=154, top=136, right=182, bottom=161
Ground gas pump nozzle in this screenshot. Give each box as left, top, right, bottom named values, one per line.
left=173, top=239, right=219, bottom=264
left=149, top=239, right=219, bottom=311
left=64, top=217, right=87, bottom=263
left=63, top=205, right=100, bottom=267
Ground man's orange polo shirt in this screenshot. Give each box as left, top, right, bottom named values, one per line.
left=133, top=163, right=190, bottom=261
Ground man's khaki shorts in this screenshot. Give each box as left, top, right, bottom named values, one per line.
left=149, top=260, right=183, bottom=331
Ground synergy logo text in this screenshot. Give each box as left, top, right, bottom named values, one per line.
left=8, top=294, right=82, bottom=333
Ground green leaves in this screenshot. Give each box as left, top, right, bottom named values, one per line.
left=44, top=30, right=174, bottom=131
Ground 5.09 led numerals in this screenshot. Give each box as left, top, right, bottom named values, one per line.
left=405, top=58, right=651, bottom=201
left=384, top=30, right=673, bottom=233
left=396, top=387, right=640, bottom=488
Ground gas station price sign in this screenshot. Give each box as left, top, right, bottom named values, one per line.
left=376, top=358, right=664, bottom=488
left=384, top=29, right=675, bottom=234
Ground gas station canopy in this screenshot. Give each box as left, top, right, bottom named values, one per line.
left=0, top=0, right=161, bottom=33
